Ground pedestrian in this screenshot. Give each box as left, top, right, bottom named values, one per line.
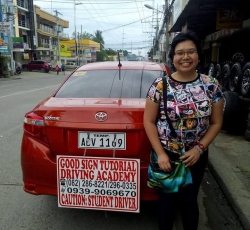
left=143, top=31, right=224, bottom=230
left=61, top=63, right=65, bottom=75
left=55, top=65, right=60, bottom=75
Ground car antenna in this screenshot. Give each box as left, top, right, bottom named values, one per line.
left=117, top=52, right=122, bottom=80
left=117, top=52, right=122, bottom=67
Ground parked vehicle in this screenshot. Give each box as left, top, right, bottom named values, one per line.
left=21, top=61, right=172, bottom=204
left=65, top=62, right=79, bottom=70
left=22, top=60, right=51, bottom=73
left=15, top=61, right=22, bottom=75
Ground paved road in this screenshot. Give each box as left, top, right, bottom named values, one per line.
left=0, top=71, right=244, bottom=230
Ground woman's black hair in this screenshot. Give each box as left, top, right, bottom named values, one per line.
left=168, top=30, right=202, bottom=63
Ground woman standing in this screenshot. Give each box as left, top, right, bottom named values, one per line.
left=55, top=65, right=60, bottom=75
left=143, top=31, right=224, bottom=230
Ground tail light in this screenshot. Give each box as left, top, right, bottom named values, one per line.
left=23, top=112, right=48, bottom=144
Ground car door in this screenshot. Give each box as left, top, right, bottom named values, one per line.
left=29, top=61, right=36, bottom=70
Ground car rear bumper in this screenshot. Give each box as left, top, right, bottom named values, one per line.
left=21, top=134, right=159, bottom=201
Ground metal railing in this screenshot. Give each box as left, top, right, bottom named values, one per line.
left=18, top=20, right=29, bottom=28
left=17, top=0, right=28, bottom=9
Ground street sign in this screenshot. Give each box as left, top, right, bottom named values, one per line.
left=0, top=21, right=11, bottom=33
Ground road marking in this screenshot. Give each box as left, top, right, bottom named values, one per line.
left=0, top=85, right=60, bottom=99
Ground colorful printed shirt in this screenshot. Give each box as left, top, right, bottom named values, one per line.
left=147, top=74, right=224, bottom=155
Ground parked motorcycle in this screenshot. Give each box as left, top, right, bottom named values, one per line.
left=15, top=66, right=22, bottom=75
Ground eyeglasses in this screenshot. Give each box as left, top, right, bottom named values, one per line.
left=174, top=49, right=197, bottom=57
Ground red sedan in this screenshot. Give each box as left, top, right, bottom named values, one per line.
left=21, top=61, right=171, bottom=210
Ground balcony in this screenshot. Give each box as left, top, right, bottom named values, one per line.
left=38, top=24, right=57, bottom=36
left=17, top=0, right=28, bottom=10
left=18, top=20, right=29, bottom=28
left=59, top=33, right=70, bottom=40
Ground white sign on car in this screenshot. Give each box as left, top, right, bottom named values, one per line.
left=57, top=156, right=140, bottom=213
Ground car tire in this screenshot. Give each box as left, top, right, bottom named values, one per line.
left=23, top=67, right=28, bottom=71
left=240, top=62, right=250, bottom=97
left=245, top=130, right=250, bottom=142
left=207, top=62, right=216, bottom=77
left=229, top=62, right=242, bottom=92
left=222, top=91, right=240, bottom=133
left=221, top=63, right=231, bottom=90
left=214, top=63, right=222, bottom=84
left=40, top=68, right=45, bottom=73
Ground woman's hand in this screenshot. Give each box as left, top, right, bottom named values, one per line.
left=158, top=153, right=173, bottom=172
left=179, top=148, right=200, bottom=167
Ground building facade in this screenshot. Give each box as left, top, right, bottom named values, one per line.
left=1, top=0, right=100, bottom=67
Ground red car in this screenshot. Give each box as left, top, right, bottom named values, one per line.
left=22, top=60, right=51, bottom=73
left=21, top=61, right=171, bottom=206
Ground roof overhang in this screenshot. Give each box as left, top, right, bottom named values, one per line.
left=169, top=0, right=250, bottom=37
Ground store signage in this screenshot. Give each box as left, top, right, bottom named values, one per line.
left=216, top=9, right=243, bottom=30
left=0, top=21, right=11, bottom=33
left=0, top=41, right=9, bottom=53
left=205, top=29, right=239, bottom=43
left=57, top=156, right=140, bottom=213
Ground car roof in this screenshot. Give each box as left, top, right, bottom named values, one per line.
left=77, top=61, right=166, bottom=71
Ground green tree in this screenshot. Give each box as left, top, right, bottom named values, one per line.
left=117, top=49, right=128, bottom=57
left=71, top=31, right=93, bottom=40
left=96, top=50, right=108, bottom=61
left=92, top=30, right=104, bottom=50
left=105, top=48, right=117, bottom=56
left=147, top=48, right=153, bottom=58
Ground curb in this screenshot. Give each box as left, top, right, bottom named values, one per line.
left=208, top=143, right=250, bottom=230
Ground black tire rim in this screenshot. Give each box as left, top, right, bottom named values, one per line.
left=242, top=69, right=250, bottom=95
left=229, top=68, right=239, bottom=92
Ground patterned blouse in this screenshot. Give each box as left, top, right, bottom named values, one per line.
left=147, top=74, right=224, bottom=155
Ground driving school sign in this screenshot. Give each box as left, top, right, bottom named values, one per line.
left=57, top=156, right=140, bottom=213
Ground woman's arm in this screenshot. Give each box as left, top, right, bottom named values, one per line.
left=180, top=99, right=224, bottom=166
left=143, top=98, right=172, bottom=171
left=199, top=98, right=224, bottom=148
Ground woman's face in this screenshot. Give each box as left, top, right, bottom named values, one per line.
left=173, top=40, right=199, bottom=74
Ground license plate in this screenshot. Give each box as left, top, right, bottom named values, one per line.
left=78, top=132, right=126, bottom=149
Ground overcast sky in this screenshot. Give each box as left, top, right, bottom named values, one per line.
left=33, top=0, right=165, bottom=56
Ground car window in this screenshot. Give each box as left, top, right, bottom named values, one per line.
left=141, top=70, right=163, bottom=97
left=55, top=70, right=164, bottom=98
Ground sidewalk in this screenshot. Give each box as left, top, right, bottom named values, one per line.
left=209, top=132, right=250, bottom=230
left=0, top=70, right=71, bottom=82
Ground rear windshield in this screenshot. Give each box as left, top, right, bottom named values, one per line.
left=55, top=69, right=163, bottom=98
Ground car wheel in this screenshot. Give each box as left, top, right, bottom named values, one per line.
left=23, top=67, right=28, bottom=71
left=241, top=62, right=250, bottom=97
left=214, top=63, right=222, bottom=83
left=228, top=62, right=242, bottom=92
left=45, top=71, right=49, bottom=73
left=245, top=130, right=250, bottom=142
left=40, top=68, right=45, bottom=73
left=222, top=91, right=240, bottom=133
left=221, top=63, right=231, bottom=90
left=207, top=62, right=216, bottom=77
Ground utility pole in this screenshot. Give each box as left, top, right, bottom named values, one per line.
left=74, top=2, right=82, bottom=65
left=164, top=0, right=170, bottom=63
left=5, top=2, right=16, bottom=76
left=122, top=29, right=125, bottom=56
left=54, top=10, right=62, bottom=62
left=81, top=24, right=83, bottom=65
